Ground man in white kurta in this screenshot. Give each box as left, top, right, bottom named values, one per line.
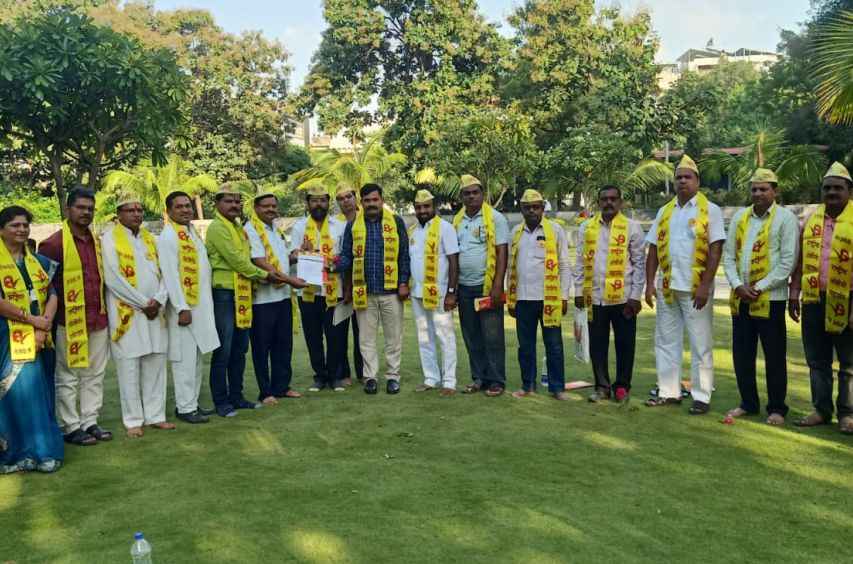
left=408, top=189, right=460, bottom=395
left=156, top=191, right=220, bottom=424
left=644, top=155, right=726, bottom=414
left=102, top=196, right=170, bottom=437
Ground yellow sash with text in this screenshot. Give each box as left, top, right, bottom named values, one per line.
left=453, top=203, right=497, bottom=293
left=351, top=209, right=398, bottom=310
left=583, top=213, right=629, bottom=320
left=111, top=225, right=160, bottom=342
left=411, top=218, right=442, bottom=309
left=215, top=212, right=252, bottom=329
left=61, top=221, right=104, bottom=368
left=508, top=219, right=561, bottom=327
left=173, top=224, right=199, bottom=307
left=0, top=246, right=50, bottom=362
left=729, top=205, right=776, bottom=318
left=801, top=203, right=853, bottom=334
left=656, top=193, right=710, bottom=303
left=301, top=218, right=339, bottom=306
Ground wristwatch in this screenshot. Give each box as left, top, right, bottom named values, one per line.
left=447, top=288, right=456, bottom=295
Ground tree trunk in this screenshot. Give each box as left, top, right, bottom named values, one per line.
left=571, top=190, right=581, bottom=210
left=194, top=195, right=204, bottom=220
left=50, top=149, right=67, bottom=219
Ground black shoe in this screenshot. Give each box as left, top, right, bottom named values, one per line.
left=386, top=380, right=400, bottom=394
left=364, top=379, right=378, bottom=394
left=216, top=404, right=238, bottom=418
left=233, top=399, right=261, bottom=410
left=84, top=424, right=113, bottom=442
left=63, top=428, right=97, bottom=446
left=176, top=410, right=210, bottom=424
left=197, top=405, right=216, bottom=416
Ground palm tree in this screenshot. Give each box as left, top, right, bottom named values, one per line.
left=287, top=132, right=407, bottom=198
left=102, top=156, right=219, bottom=219
left=812, top=10, right=853, bottom=125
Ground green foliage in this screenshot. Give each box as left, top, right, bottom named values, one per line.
left=812, top=10, right=853, bottom=126
left=0, top=180, right=61, bottom=222
left=0, top=6, right=188, bottom=215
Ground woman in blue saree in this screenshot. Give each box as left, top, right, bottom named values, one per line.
left=0, top=205, right=63, bottom=474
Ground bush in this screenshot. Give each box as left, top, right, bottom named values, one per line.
left=0, top=181, right=61, bottom=222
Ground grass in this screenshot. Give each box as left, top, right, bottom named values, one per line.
left=2, top=301, right=853, bottom=563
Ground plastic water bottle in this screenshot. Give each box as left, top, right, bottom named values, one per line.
left=130, top=532, right=152, bottom=564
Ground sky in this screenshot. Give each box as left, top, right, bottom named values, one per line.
left=153, top=0, right=814, bottom=90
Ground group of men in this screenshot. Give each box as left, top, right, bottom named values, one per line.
left=37, top=155, right=853, bottom=444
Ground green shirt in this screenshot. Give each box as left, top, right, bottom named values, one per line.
left=205, top=216, right=268, bottom=289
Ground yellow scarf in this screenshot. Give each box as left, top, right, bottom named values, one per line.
left=0, top=245, right=50, bottom=362
left=656, top=193, right=710, bottom=303
left=173, top=224, right=199, bottom=307
left=453, top=203, right=497, bottom=293
left=582, top=213, right=629, bottom=320
left=61, top=221, right=104, bottom=368
left=300, top=217, right=339, bottom=306
left=351, top=209, right=398, bottom=310
left=802, top=203, right=853, bottom=334
left=217, top=211, right=253, bottom=329
left=111, top=224, right=160, bottom=342
left=411, top=217, right=442, bottom=309
left=729, top=204, right=776, bottom=318
left=508, top=219, right=562, bottom=327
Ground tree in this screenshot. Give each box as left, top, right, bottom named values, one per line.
left=812, top=10, right=853, bottom=125
left=102, top=155, right=218, bottom=220
left=294, top=0, right=509, bottom=163
left=0, top=7, right=187, bottom=216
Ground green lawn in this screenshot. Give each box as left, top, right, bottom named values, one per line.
left=2, top=302, right=852, bottom=563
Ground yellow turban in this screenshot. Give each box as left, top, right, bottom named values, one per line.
left=460, top=174, right=482, bottom=190
left=824, top=162, right=853, bottom=183
left=676, top=154, right=700, bottom=175
left=520, top=189, right=544, bottom=203
left=414, top=189, right=434, bottom=204
left=749, top=168, right=778, bottom=184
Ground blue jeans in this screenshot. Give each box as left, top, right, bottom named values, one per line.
left=515, top=300, right=564, bottom=393
left=210, top=289, right=250, bottom=409
left=250, top=298, right=293, bottom=400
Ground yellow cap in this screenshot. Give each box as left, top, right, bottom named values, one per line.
left=414, top=189, right=434, bottom=204
left=115, top=192, right=142, bottom=209
left=520, top=189, right=544, bottom=203
left=215, top=182, right=244, bottom=197
left=676, top=154, right=699, bottom=175
left=253, top=189, right=277, bottom=203
left=303, top=184, right=328, bottom=198
left=824, top=162, right=853, bottom=183
left=335, top=185, right=357, bottom=198
left=749, top=168, right=778, bottom=184
left=460, top=174, right=482, bottom=190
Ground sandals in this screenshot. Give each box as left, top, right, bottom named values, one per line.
left=794, top=412, right=829, bottom=427
left=839, top=416, right=853, bottom=434
left=644, top=397, right=682, bottom=407
left=688, top=401, right=710, bottom=415
left=766, top=413, right=785, bottom=426
left=484, top=384, right=505, bottom=397
left=462, top=383, right=482, bottom=394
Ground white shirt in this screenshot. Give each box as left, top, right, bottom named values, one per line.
left=290, top=215, right=346, bottom=298
left=509, top=220, right=572, bottom=301
left=156, top=222, right=220, bottom=358
left=645, top=195, right=726, bottom=292
left=245, top=220, right=291, bottom=304
left=408, top=216, right=459, bottom=299
left=573, top=215, right=646, bottom=305
left=101, top=224, right=168, bottom=360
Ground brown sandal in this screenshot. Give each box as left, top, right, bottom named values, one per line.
left=462, top=383, right=481, bottom=394
left=839, top=416, right=853, bottom=434
left=645, top=397, right=682, bottom=407
left=794, top=412, right=829, bottom=427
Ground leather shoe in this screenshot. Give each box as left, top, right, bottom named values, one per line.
left=386, top=380, right=400, bottom=394
left=176, top=410, right=209, bottom=424
left=364, top=379, right=378, bottom=394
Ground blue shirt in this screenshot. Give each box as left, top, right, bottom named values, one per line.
left=455, top=207, right=509, bottom=286
left=339, top=214, right=411, bottom=294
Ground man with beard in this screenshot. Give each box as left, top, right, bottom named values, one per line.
left=335, top=185, right=363, bottom=385
left=573, top=185, right=645, bottom=404
left=335, top=183, right=410, bottom=395
left=644, top=155, right=726, bottom=415
left=290, top=186, right=346, bottom=392
left=39, top=187, right=112, bottom=445
left=157, top=191, right=221, bottom=423
left=409, top=188, right=460, bottom=396
left=789, top=162, right=853, bottom=434
left=723, top=169, right=798, bottom=425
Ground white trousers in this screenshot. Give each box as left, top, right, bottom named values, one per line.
left=54, top=327, right=110, bottom=434
left=654, top=289, right=714, bottom=403
left=114, top=353, right=168, bottom=429
left=411, top=297, right=457, bottom=388
left=170, top=336, right=203, bottom=415
left=355, top=294, right=404, bottom=382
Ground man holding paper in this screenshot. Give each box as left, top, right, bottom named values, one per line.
left=409, top=188, right=460, bottom=396
left=290, top=185, right=347, bottom=392
left=245, top=190, right=307, bottom=405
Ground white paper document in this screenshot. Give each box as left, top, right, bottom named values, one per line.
left=296, top=253, right=325, bottom=286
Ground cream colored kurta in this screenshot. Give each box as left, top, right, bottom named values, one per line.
left=156, top=222, right=220, bottom=359
left=101, top=223, right=169, bottom=360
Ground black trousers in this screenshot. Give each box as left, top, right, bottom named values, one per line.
left=802, top=294, right=853, bottom=420
left=299, top=296, right=346, bottom=386
left=458, top=284, right=506, bottom=386
left=732, top=300, right=788, bottom=416
left=340, top=313, right=364, bottom=380
left=250, top=298, right=293, bottom=400
left=588, top=304, right=636, bottom=392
